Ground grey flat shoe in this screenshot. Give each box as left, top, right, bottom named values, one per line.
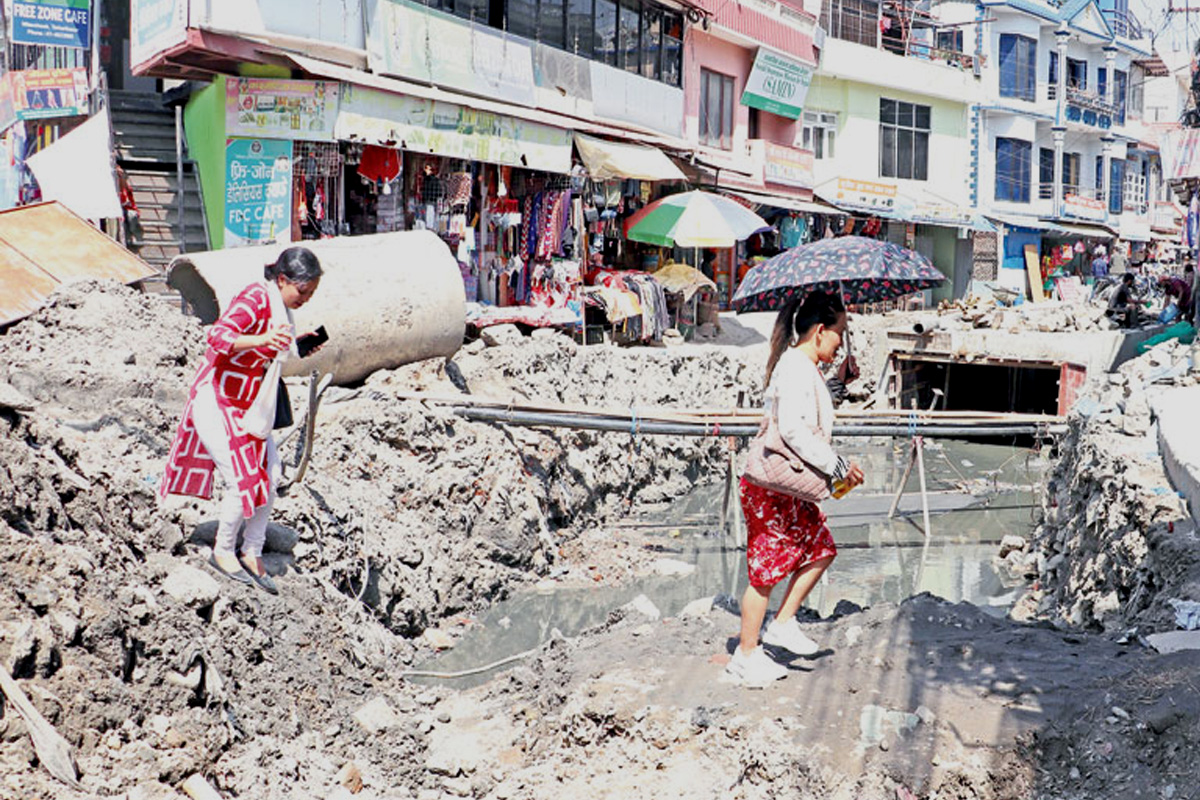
left=208, top=553, right=254, bottom=585
left=239, top=558, right=279, bottom=595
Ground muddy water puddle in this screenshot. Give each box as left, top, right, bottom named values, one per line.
left=413, top=439, right=1047, bottom=687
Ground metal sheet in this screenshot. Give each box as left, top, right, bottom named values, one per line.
left=0, top=201, right=155, bottom=326
left=0, top=240, right=58, bottom=326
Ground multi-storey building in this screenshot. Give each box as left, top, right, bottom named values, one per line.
left=803, top=0, right=983, bottom=301
left=936, top=0, right=1154, bottom=283
left=124, top=0, right=820, bottom=264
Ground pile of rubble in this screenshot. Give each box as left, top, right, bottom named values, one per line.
left=0, top=280, right=756, bottom=798
left=1008, top=337, right=1200, bottom=632
left=936, top=296, right=1118, bottom=333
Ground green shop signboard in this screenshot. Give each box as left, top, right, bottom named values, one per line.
left=224, top=138, right=293, bottom=248
left=741, top=48, right=812, bottom=121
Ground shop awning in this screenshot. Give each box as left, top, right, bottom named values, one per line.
left=984, top=212, right=1059, bottom=232
left=574, top=134, right=685, bottom=182
left=0, top=201, right=156, bottom=326
left=1118, top=216, right=1152, bottom=243
left=1047, top=220, right=1117, bottom=238
left=724, top=188, right=837, bottom=214
left=814, top=189, right=891, bottom=217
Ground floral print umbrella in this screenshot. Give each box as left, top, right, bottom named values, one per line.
left=732, top=235, right=946, bottom=312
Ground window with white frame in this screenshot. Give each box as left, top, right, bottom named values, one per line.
left=879, top=98, right=929, bottom=180
left=1124, top=160, right=1146, bottom=214
left=802, top=111, right=838, bottom=159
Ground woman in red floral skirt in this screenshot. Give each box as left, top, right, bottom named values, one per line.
left=725, top=290, right=864, bottom=686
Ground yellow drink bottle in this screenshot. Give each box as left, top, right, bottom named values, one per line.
left=831, top=478, right=852, bottom=499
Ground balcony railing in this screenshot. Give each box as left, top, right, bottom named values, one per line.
left=905, top=42, right=977, bottom=71
left=821, top=1, right=979, bottom=70
left=1102, top=8, right=1144, bottom=39
left=1066, top=86, right=1119, bottom=118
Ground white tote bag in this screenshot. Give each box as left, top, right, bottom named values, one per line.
left=240, top=281, right=296, bottom=439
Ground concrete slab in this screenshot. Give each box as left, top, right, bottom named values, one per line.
left=1152, top=386, right=1200, bottom=525
left=1145, top=630, right=1200, bottom=655
left=886, top=325, right=1166, bottom=376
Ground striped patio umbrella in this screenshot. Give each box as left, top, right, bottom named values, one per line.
left=732, top=236, right=946, bottom=312
left=623, top=190, right=769, bottom=248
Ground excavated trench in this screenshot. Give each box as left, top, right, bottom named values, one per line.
left=414, top=438, right=1047, bottom=689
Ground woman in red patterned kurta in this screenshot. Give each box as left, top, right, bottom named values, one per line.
left=161, top=248, right=323, bottom=593
left=725, top=291, right=865, bottom=687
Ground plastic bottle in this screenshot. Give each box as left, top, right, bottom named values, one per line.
left=831, top=478, right=853, bottom=499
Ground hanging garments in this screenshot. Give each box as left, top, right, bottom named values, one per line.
left=312, top=185, right=326, bottom=221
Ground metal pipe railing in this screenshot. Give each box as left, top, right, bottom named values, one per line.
left=450, top=407, right=1065, bottom=439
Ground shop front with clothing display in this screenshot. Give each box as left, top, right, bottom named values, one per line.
left=186, top=73, right=709, bottom=344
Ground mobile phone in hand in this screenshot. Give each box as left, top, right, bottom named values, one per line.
left=296, top=325, right=328, bottom=358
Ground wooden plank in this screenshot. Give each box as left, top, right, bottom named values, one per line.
left=1024, top=243, right=1045, bottom=302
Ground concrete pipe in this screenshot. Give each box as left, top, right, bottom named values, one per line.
left=912, top=316, right=941, bottom=335
left=167, top=230, right=465, bottom=385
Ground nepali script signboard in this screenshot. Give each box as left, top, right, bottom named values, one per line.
left=741, top=48, right=812, bottom=120
left=226, top=79, right=339, bottom=142
left=225, top=138, right=293, bottom=248
left=11, top=0, right=91, bottom=48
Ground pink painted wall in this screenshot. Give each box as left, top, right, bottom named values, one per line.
left=683, top=28, right=801, bottom=151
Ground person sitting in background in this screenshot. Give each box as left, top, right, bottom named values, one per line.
left=1160, top=274, right=1192, bottom=322
left=1106, top=273, right=1140, bottom=328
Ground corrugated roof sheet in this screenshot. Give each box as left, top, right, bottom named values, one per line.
left=0, top=202, right=156, bottom=327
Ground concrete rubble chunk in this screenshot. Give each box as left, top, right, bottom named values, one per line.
left=480, top=324, right=523, bottom=347
left=998, top=535, right=1027, bottom=559
left=162, top=565, right=221, bottom=607
left=1145, top=631, right=1200, bottom=655
left=337, top=762, right=364, bottom=793
left=650, top=558, right=696, bottom=577
left=422, top=628, right=457, bottom=651
left=678, top=596, right=715, bottom=619
left=353, top=697, right=403, bottom=734
left=624, top=594, right=661, bottom=621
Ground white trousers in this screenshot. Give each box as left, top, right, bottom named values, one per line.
left=190, top=384, right=280, bottom=558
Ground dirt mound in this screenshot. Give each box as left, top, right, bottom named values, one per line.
left=0, top=280, right=754, bottom=797
left=1015, top=337, right=1200, bottom=633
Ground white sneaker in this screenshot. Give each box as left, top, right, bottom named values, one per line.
left=762, top=617, right=820, bottom=657
left=724, top=646, right=788, bottom=687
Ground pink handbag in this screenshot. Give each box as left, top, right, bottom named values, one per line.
left=743, top=402, right=831, bottom=503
